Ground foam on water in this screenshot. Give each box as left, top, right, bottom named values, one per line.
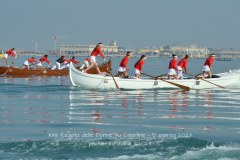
left=0, top=138, right=240, bottom=160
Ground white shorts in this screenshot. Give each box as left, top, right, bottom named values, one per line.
left=36, top=62, right=42, bottom=67
left=24, top=60, right=29, bottom=66
left=177, top=65, right=182, bottom=71
left=135, top=69, right=141, bottom=75
left=117, top=66, right=126, bottom=72
left=90, top=56, right=96, bottom=63
left=168, top=68, right=177, bottom=75
left=202, top=65, right=210, bottom=72
left=4, top=54, right=8, bottom=59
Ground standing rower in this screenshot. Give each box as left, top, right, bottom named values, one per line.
left=177, top=55, right=189, bottom=80
left=51, top=56, right=68, bottom=70
left=202, top=53, right=215, bottom=78
left=134, top=55, right=146, bottom=79
left=168, top=54, right=178, bottom=80
left=4, top=48, right=17, bottom=65
left=62, top=56, right=80, bottom=69
left=21, top=57, right=37, bottom=69
left=36, top=55, right=51, bottom=69
left=117, top=51, right=132, bottom=78
left=84, top=43, right=106, bottom=74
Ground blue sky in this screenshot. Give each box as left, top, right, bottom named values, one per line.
left=0, top=0, right=240, bottom=51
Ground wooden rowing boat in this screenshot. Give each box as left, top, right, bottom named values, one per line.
left=0, top=60, right=111, bottom=77
left=69, top=62, right=240, bottom=90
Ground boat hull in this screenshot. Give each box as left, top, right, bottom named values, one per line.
left=69, top=63, right=240, bottom=90
left=0, top=60, right=111, bottom=77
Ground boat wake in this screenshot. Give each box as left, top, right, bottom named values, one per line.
left=0, top=138, right=240, bottom=160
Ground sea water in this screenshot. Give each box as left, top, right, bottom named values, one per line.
left=0, top=56, right=240, bottom=160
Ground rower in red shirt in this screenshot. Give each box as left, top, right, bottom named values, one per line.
left=69, top=56, right=80, bottom=65
left=134, top=55, right=147, bottom=79
left=177, top=55, right=189, bottom=80
left=84, top=43, right=106, bottom=74
left=36, top=54, right=51, bottom=69
left=80, top=57, right=91, bottom=69
left=4, top=48, right=17, bottom=65
left=202, top=53, right=215, bottom=78
left=21, top=57, right=38, bottom=69
left=168, top=54, right=178, bottom=80
left=61, top=56, right=80, bottom=69
left=118, top=51, right=132, bottom=78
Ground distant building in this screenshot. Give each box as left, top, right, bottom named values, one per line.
left=137, top=47, right=161, bottom=54
left=60, top=41, right=118, bottom=56
left=169, top=44, right=209, bottom=58
left=12, top=50, right=42, bottom=56
left=213, top=49, right=240, bottom=59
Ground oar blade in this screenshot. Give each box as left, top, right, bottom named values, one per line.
left=201, top=78, right=225, bottom=89
left=184, top=72, right=225, bottom=89
left=141, top=72, right=190, bottom=91
left=162, top=79, right=190, bottom=91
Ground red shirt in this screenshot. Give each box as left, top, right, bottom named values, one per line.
left=27, top=58, right=37, bottom=64
left=177, top=58, right=188, bottom=71
left=90, top=47, right=105, bottom=59
left=39, top=56, right=51, bottom=64
left=119, top=56, right=129, bottom=68
left=169, top=59, right=178, bottom=70
left=204, top=57, right=214, bottom=68
left=67, top=58, right=80, bottom=65
left=85, top=57, right=91, bottom=62
left=6, top=49, right=16, bottom=57
left=134, top=59, right=145, bottom=71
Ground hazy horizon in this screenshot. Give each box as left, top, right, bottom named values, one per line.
left=1, top=0, right=240, bottom=51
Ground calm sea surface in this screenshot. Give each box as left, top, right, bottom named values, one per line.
left=0, top=56, right=240, bottom=160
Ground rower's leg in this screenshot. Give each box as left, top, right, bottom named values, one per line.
left=123, top=71, right=128, bottom=78
left=168, top=75, right=171, bottom=80
left=208, top=71, right=212, bottom=78
left=118, top=72, right=122, bottom=78
left=84, top=63, right=94, bottom=72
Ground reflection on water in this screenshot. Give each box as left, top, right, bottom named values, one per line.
left=0, top=76, right=70, bottom=86
left=168, top=90, right=188, bottom=113
left=68, top=89, right=240, bottom=141
left=1, top=74, right=240, bottom=142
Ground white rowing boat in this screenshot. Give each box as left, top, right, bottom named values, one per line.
left=69, top=62, right=240, bottom=90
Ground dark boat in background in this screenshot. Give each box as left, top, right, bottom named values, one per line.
left=215, top=57, right=232, bottom=61
left=0, top=60, right=111, bottom=77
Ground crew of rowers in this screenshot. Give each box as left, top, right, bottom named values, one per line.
left=3, top=44, right=215, bottom=79
left=2, top=48, right=89, bottom=70
left=80, top=42, right=215, bottom=80
left=116, top=52, right=215, bottom=80
left=20, top=55, right=81, bottom=70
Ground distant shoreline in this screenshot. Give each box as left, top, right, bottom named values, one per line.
left=7, top=54, right=235, bottom=60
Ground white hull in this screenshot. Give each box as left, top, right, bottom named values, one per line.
left=69, top=63, right=240, bottom=90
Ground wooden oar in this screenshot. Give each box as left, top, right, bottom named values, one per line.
left=106, top=59, right=120, bottom=90
left=110, top=72, right=120, bottom=90
left=31, top=67, right=45, bottom=77
left=141, top=72, right=190, bottom=91
left=184, top=72, right=225, bottom=89
left=2, top=66, right=11, bottom=76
